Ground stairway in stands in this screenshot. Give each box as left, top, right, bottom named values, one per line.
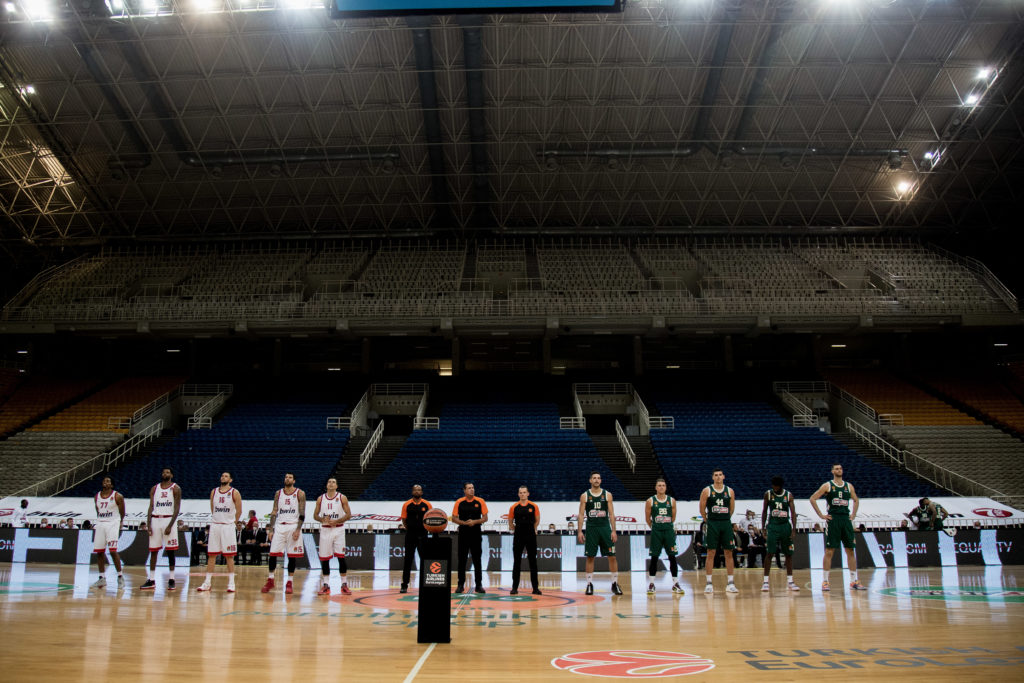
left=331, top=435, right=407, bottom=500
left=830, top=432, right=892, bottom=467
left=590, top=434, right=667, bottom=501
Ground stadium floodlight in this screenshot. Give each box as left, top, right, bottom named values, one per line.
left=18, top=85, right=35, bottom=95
left=23, top=0, right=53, bottom=20
left=192, top=0, right=215, bottom=11
left=965, top=93, right=980, bottom=105
left=896, top=180, right=912, bottom=194
left=977, top=67, right=992, bottom=80
left=4, top=2, right=16, bottom=13
left=141, top=0, right=158, bottom=12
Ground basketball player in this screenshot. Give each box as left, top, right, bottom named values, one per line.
left=197, top=472, right=242, bottom=593
left=91, top=475, right=125, bottom=589
left=315, top=477, right=352, bottom=596
left=453, top=482, right=488, bottom=594
left=645, top=478, right=682, bottom=595
left=399, top=484, right=431, bottom=593
left=578, top=471, right=622, bottom=596
left=141, top=467, right=181, bottom=591
left=809, top=463, right=866, bottom=591
left=698, top=468, right=738, bottom=594
left=761, top=476, right=799, bottom=592
left=509, top=485, right=541, bottom=596
left=262, top=473, right=307, bottom=595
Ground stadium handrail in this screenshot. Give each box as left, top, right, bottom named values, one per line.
left=1, top=253, right=88, bottom=317
left=845, top=417, right=903, bottom=466
left=930, top=243, right=1019, bottom=313
left=9, top=419, right=164, bottom=497
left=614, top=419, right=636, bottom=473
left=360, top=420, right=385, bottom=473
left=902, top=448, right=1008, bottom=501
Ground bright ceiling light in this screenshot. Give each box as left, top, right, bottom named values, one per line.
left=965, top=93, right=980, bottom=105
left=993, top=343, right=1008, bottom=347
left=23, top=0, right=53, bottom=20
left=4, top=2, right=16, bottom=13
left=977, top=67, right=992, bottom=80
left=923, top=151, right=934, bottom=160
left=141, top=0, right=158, bottom=12
left=18, top=85, right=35, bottom=96
left=830, top=344, right=847, bottom=348
left=896, top=181, right=912, bottom=194
left=192, top=0, right=215, bottom=11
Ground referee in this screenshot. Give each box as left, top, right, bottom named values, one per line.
left=399, top=484, right=431, bottom=594
left=509, top=485, right=542, bottom=596
left=453, top=482, right=489, bottom=594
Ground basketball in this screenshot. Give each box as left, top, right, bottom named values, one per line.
left=423, top=508, right=448, bottom=533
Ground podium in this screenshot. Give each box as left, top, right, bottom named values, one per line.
left=417, top=535, right=452, bottom=644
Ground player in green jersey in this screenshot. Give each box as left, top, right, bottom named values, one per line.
left=645, top=478, right=683, bottom=595
left=761, top=476, right=799, bottom=592
left=809, top=464, right=866, bottom=592
left=699, top=468, right=738, bottom=594
left=577, top=471, right=622, bottom=596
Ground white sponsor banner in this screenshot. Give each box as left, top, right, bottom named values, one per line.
left=1, top=495, right=1020, bottom=532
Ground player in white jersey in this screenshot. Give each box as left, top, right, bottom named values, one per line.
left=91, top=475, right=126, bottom=589
left=315, top=477, right=353, bottom=596
left=262, top=472, right=307, bottom=595
left=141, top=467, right=182, bottom=591
left=197, top=472, right=243, bottom=593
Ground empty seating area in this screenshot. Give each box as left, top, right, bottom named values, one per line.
left=917, top=372, right=1024, bottom=434
left=826, top=370, right=978, bottom=425
left=884, top=425, right=1024, bottom=497
left=360, top=403, right=629, bottom=501
left=0, top=376, right=101, bottom=435
left=2, top=239, right=1014, bottom=323
left=0, top=431, right=123, bottom=497
left=64, top=403, right=349, bottom=499
left=650, top=402, right=938, bottom=500
left=31, top=376, right=185, bottom=433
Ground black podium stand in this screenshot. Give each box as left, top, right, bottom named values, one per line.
left=417, top=535, right=452, bottom=644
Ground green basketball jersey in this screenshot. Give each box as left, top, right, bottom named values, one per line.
left=649, top=495, right=674, bottom=530
left=585, top=489, right=611, bottom=528
left=825, top=480, right=852, bottom=516
left=705, top=485, right=731, bottom=521
left=915, top=504, right=932, bottom=523
left=766, top=489, right=792, bottom=527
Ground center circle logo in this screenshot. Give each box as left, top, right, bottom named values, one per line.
left=552, top=650, right=715, bottom=678
left=429, top=561, right=442, bottom=573
left=349, top=590, right=602, bottom=610
left=878, top=586, right=1024, bottom=603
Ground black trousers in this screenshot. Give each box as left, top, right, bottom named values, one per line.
left=457, top=531, right=483, bottom=587
left=512, top=532, right=538, bottom=590
left=401, top=533, right=424, bottom=586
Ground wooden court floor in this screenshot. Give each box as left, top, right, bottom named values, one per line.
left=1, top=564, right=1022, bottom=682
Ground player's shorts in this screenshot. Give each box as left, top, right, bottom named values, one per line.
left=824, top=516, right=856, bottom=549
left=318, top=525, right=346, bottom=560
left=92, top=522, right=120, bottom=554
left=649, top=527, right=677, bottom=557
left=931, top=517, right=945, bottom=531
left=766, top=523, right=794, bottom=556
left=148, top=517, right=179, bottom=551
left=584, top=526, right=616, bottom=557
left=270, top=523, right=305, bottom=557
left=208, top=523, right=238, bottom=556
left=704, top=520, right=735, bottom=551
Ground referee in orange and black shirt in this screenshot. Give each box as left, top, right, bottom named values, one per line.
left=399, top=484, right=431, bottom=593
left=509, top=485, right=542, bottom=596
left=453, top=482, right=488, bottom=593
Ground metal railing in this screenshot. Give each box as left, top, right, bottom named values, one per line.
left=931, top=243, right=1019, bottom=313
left=559, top=416, right=586, bottom=430
left=878, top=413, right=904, bottom=426
left=903, top=449, right=1008, bottom=500
left=574, top=383, right=633, bottom=395
left=615, top=420, right=636, bottom=473
left=187, top=416, right=212, bottom=429
left=416, top=385, right=430, bottom=421
left=107, top=416, right=131, bottom=430
left=779, top=390, right=813, bottom=416
left=573, top=390, right=584, bottom=419
left=190, top=391, right=228, bottom=426
left=327, top=416, right=351, bottom=430
left=414, top=416, right=440, bottom=430
left=634, top=391, right=650, bottom=433
left=9, top=419, right=164, bottom=497
left=793, top=414, right=819, bottom=427
left=360, top=420, right=385, bottom=473
left=776, top=379, right=877, bottom=423
left=648, top=416, right=675, bottom=429
left=370, top=383, right=429, bottom=396
left=845, top=417, right=903, bottom=466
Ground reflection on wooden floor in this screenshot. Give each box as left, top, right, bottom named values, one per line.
left=1, top=564, right=1022, bottom=681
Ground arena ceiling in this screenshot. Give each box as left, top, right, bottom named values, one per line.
left=0, top=0, right=1022, bottom=259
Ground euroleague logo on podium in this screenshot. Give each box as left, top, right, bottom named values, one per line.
left=429, top=561, right=442, bottom=573
left=551, top=650, right=715, bottom=678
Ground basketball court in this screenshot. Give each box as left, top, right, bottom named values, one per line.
left=2, top=564, right=1022, bottom=681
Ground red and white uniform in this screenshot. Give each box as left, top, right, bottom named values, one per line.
left=149, top=482, right=180, bottom=551
left=269, top=488, right=305, bottom=558
left=93, top=490, right=122, bottom=554
left=317, top=493, right=347, bottom=560
left=208, top=486, right=238, bottom=557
